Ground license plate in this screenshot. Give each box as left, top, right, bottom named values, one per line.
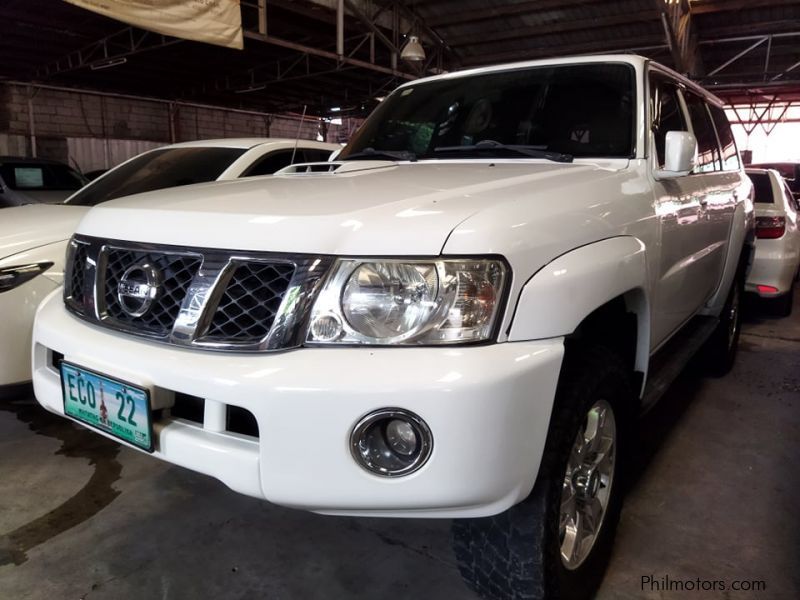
left=60, top=362, right=153, bottom=452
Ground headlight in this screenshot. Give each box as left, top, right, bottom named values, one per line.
left=306, top=258, right=507, bottom=345
left=0, top=262, right=54, bottom=293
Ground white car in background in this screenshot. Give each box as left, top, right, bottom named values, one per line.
left=0, top=138, right=339, bottom=392
left=745, top=168, right=800, bottom=316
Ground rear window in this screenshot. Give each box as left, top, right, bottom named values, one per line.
left=0, top=162, right=86, bottom=191
left=751, top=163, right=799, bottom=191
left=66, top=147, right=247, bottom=207
left=748, top=172, right=774, bottom=203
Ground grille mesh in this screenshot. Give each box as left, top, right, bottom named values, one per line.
left=205, top=262, right=295, bottom=342
left=68, top=243, right=88, bottom=305
left=103, top=249, right=202, bottom=336
left=62, top=236, right=313, bottom=350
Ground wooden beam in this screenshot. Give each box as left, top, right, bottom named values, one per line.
left=446, top=10, right=659, bottom=48
left=427, top=0, right=600, bottom=28
left=243, top=30, right=416, bottom=79
left=691, top=0, right=800, bottom=15
left=459, top=34, right=666, bottom=67
left=700, top=21, right=800, bottom=40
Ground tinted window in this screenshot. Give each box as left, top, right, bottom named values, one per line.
left=0, top=162, right=86, bottom=191
left=748, top=172, right=773, bottom=203
left=683, top=93, right=721, bottom=173
left=708, top=104, right=740, bottom=170
left=340, top=63, right=635, bottom=160
left=751, top=163, right=800, bottom=192
left=650, top=76, right=688, bottom=169
left=66, top=147, right=246, bottom=207
left=243, top=150, right=297, bottom=176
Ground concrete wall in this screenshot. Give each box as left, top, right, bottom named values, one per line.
left=0, top=83, right=341, bottom=169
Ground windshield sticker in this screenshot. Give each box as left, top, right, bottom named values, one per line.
left=14, top=167, right=44, bottom=188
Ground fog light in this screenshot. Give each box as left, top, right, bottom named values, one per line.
left=350, top=409, right=432, bottom=477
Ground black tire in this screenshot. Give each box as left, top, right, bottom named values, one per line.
left=452, top=346, right=634, bottom=600
left=702, top=275, right=742, bottom=377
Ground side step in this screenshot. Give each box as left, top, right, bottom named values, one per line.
left=640, top=316, right=719, bottom=412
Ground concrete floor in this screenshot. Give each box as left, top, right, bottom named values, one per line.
left=1, top=296, right=798, bottom=600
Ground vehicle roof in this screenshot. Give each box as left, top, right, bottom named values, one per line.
left=164, top=138, right=339, bottom=150
left=395, top=53, right=725, bottom=107
left=0, top=155, right=71, bottom=165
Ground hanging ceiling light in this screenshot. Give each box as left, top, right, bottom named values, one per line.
left=401, top=35, right=426, bottom=62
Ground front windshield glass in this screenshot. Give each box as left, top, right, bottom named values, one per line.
left=66, top=146, right=247, bottom=207
left=340, top=63, right=635, bottom=160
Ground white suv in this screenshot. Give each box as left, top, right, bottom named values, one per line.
left=31, top=55, right=752, bottom=600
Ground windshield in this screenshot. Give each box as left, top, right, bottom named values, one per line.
left=340, top=63, right=635, bottom=161
left=0, top=162, right=86, bottom=191
left=66, top=146, right=247, bottom=207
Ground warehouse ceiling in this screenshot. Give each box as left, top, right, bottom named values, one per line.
left=0, top=0, right=799, bottom=117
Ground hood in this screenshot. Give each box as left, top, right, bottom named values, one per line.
left=76, top=161, right=623, bottom=256
left=0, top=204, right=89, bottom=260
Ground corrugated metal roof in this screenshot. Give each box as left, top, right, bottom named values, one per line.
left=0, top=0, right=797, bottom=113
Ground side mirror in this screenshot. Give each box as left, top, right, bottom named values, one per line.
left=656, top=131, right=697, bottom=178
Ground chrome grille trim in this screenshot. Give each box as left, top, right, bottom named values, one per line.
left=64, top=235, right=333, bottom=352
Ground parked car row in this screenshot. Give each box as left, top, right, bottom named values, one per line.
left=745, top=167, right=800, bottom=315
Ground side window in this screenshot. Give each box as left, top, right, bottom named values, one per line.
left=649, top=76, right=688, bottom=169
left=683, top=93, right=721, bottom=173
left=785, top=181, right=799, bottom=212
left=708, top=104, right=740, bottom=170
left=243, top=150, right=297, bottom=177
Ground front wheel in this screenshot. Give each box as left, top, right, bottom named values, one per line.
left=452, top=347, right=633, bottom=600
left=702, top=276, right=742, bottom=377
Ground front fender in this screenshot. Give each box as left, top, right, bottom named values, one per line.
left=507, top=236, right=650, bottom=372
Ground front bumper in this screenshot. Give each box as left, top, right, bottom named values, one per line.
left=0, top=273, right=61, bottom=386
left=32, top=291, right=564, bottom=518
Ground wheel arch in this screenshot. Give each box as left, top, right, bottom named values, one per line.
left=507, top=236, right=651, bottom=396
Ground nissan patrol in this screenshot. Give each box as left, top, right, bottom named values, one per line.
left=31, top=55, right=753, bottom=600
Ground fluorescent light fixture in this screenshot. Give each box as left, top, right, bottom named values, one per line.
left=89, top=57, right=127, bottom=70
left=234, top=84, right=267, bottom=94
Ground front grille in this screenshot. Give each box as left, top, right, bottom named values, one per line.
left=63, top=235, right=331, bottom=352
left=205, top=262, right=295, bottom=342
left=102, top=248, right=201, bottom=336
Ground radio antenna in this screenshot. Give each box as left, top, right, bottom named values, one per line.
left=290, top=104, right=308, bottom=165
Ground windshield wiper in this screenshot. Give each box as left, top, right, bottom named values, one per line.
left=342, top=147, right=417, bottom=162
left=434, top=140, right=573, bottom=163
